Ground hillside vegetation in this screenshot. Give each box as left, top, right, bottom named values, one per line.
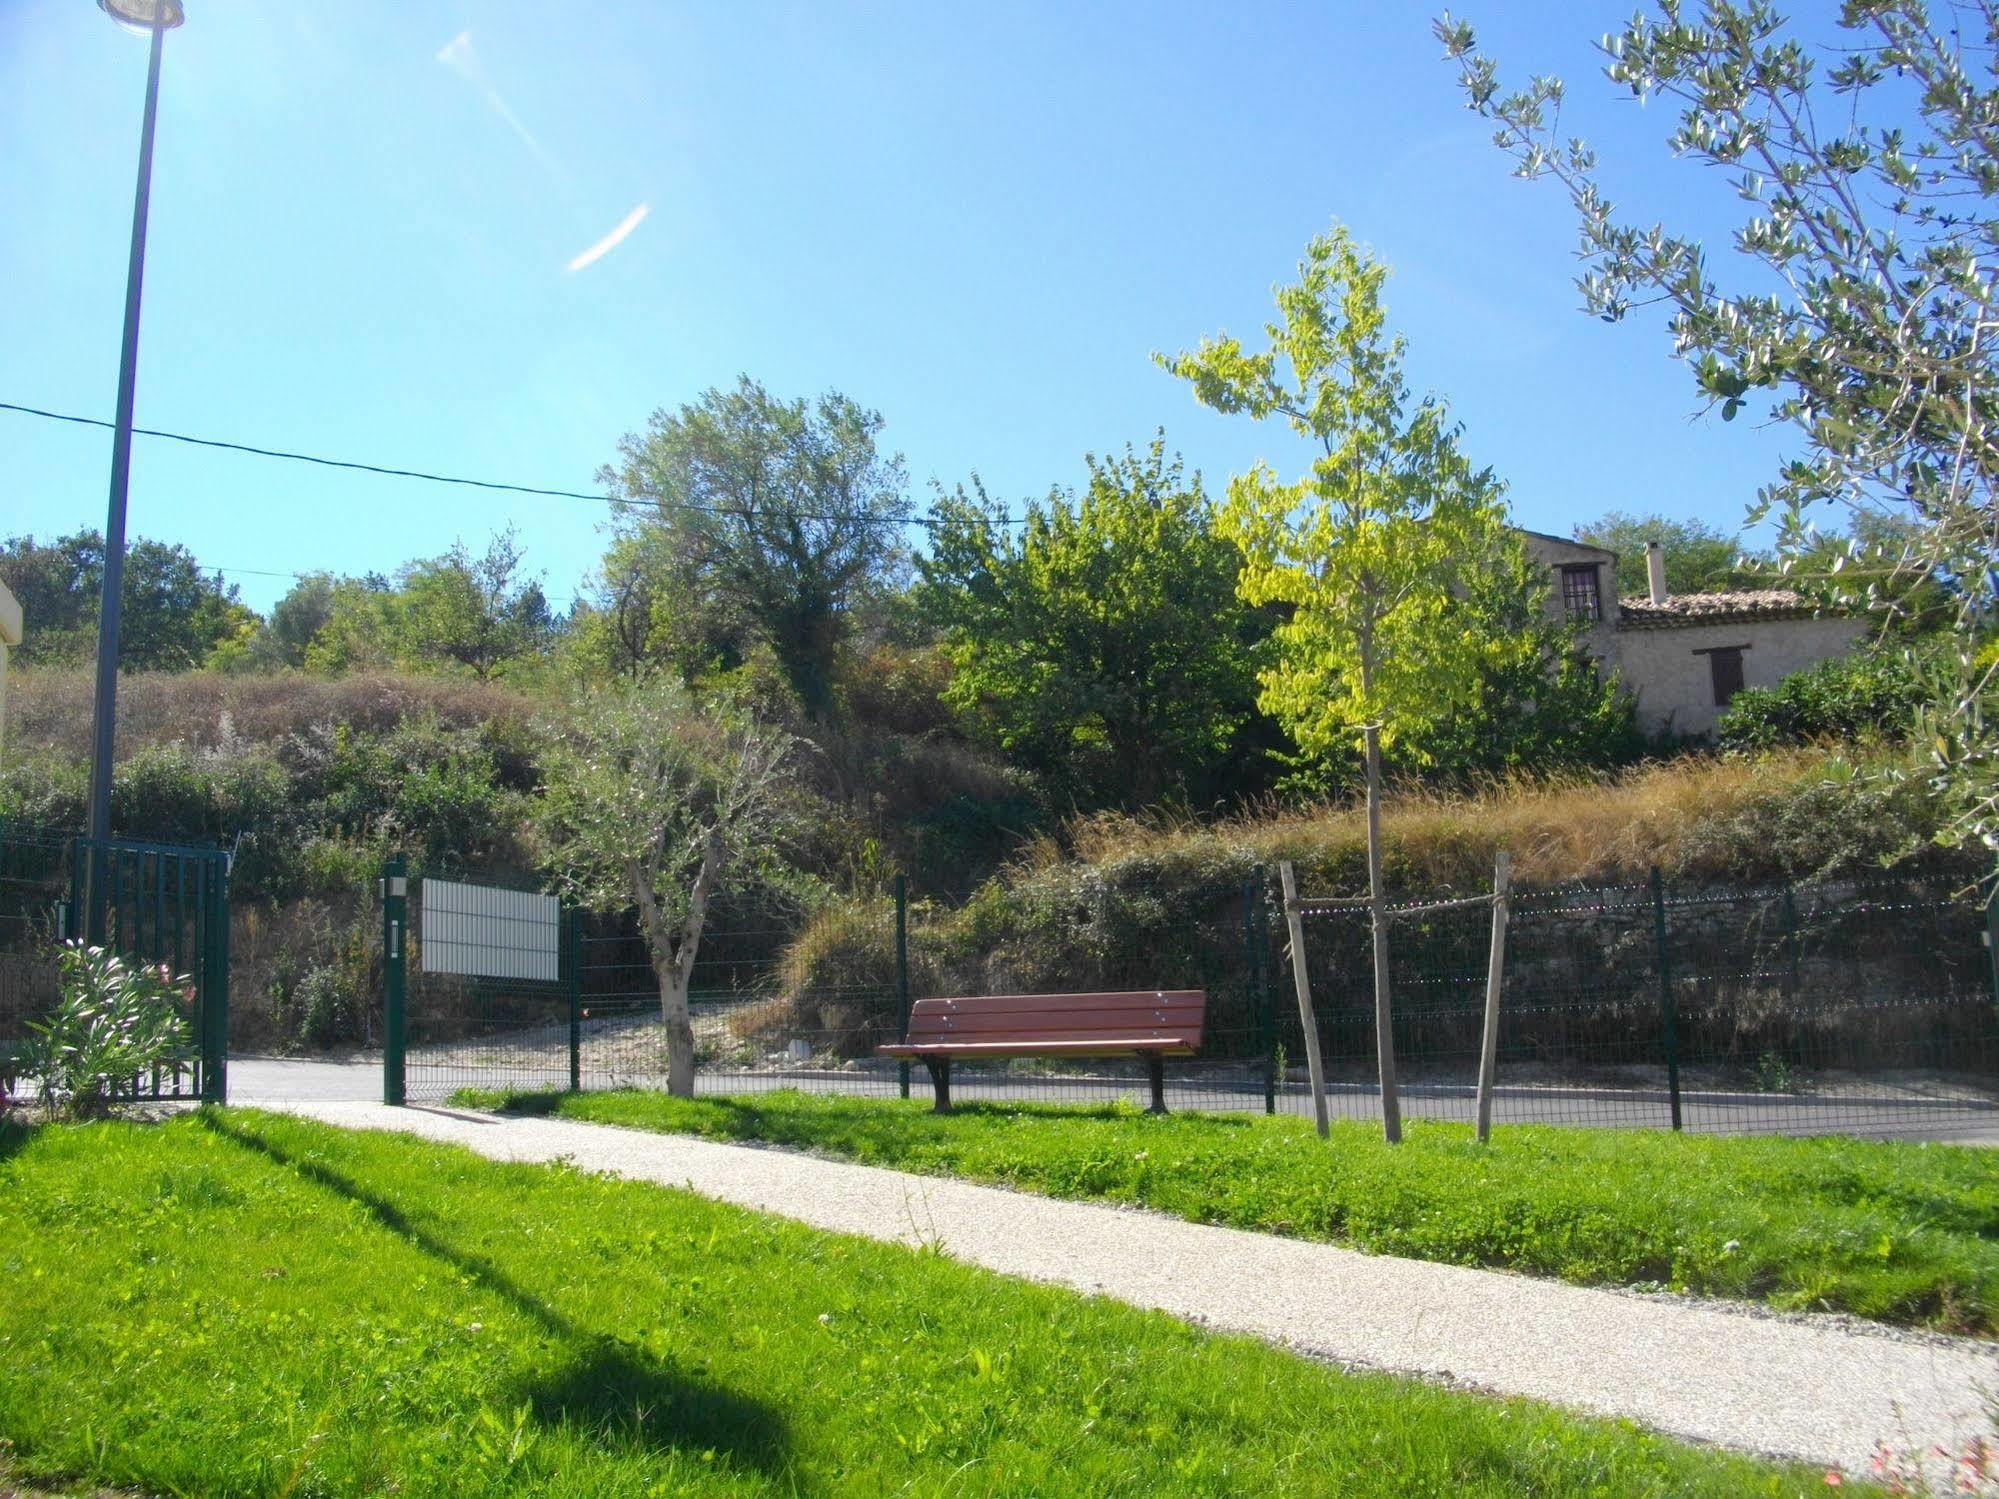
left=781, top=745, right=1969, bottom=1007
left=0, top=665, right=1963, bottom=1054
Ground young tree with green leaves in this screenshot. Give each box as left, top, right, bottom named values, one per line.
left=1161, top=225, right=1521, bottom=1143
left=600, top=377, right=913, bottom=721
left=532, top=674, right=795, bottom=1096
left=393, top=529, right=554, bottom=680
left=1436, top=4, right=1999, bottom=841
left=921, top=438, right=1270, bottom=808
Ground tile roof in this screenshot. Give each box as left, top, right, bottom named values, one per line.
left=1618, top=589, right=1824, bottom=627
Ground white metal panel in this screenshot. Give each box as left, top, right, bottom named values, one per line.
left=419, top=877, right=559, bottom=981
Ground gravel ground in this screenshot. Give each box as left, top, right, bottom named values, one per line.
left=272, top=1099, right=1999, bottom=1476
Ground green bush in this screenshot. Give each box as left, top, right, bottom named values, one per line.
left=0, top=751, right=85, bottom=831
left=24, top=943, right=193, bottom=1120
left=1715, top=641, right=1945, bottom=751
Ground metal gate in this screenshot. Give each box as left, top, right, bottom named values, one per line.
left=0, top=829, right=228, bottom=1104
left=380, top=855, right=580, bottom=1106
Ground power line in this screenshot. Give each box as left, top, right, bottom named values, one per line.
left=0, top=398, right=1027, bottom=528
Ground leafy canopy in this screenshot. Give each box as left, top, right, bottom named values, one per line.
left=1159, top=226, right=1521, bottom=762
left=599, top=376, right=912, bottom=720
left=921, top=438, right=1269, bottom=806
left=532, top=673, right=798, bottom=933
left=1437, top=3, right=1999, bottom=837
left=0, top=529, right=256, bottom=672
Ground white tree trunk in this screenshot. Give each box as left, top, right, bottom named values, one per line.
left=630, top=844, right=721, bottom=1101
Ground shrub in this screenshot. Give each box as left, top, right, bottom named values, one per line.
left=1715, top=641, right=1945, bottom=751
left=24, top=944, right=193, bottom=1120
left=0, top=750, right=86, bottom=831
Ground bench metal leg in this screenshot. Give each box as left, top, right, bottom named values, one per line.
left=1147, top=1055, right=1166, bottom=1114
left=925, top=1057, right=952, bottom=1113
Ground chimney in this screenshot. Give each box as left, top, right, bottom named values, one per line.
left=1644, top=540, right=1667, bottom=605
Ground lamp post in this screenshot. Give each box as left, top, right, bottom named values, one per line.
left=84, top=0, right=185, bottom=863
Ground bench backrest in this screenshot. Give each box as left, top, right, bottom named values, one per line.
left=903, top=990, right=1205, bottom=1050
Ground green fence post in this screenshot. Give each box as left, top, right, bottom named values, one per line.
left=895, top=874, right=911, bottom=1100
left=1650, top=866, right=1682, bottom=1131
left=201, top=849, right=229, bottom=1105
left=382, top=853, right=407, bottom=1107
left=568, top=907, right=583, bottom=1094
left=1986, top=877, right=1999, bottom=1013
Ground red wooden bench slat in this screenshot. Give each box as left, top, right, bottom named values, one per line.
left=910, top=991, right=1203, bottom=1016
left=879, top=1038, right=1198, bottom=1058
left=878, top=989, right=1208, bottom=1113
left=904, top=1007, right=1205, bottom=1038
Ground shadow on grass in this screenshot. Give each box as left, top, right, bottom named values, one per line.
left=198, top=1111, right=788, bottom=1473
left=479, top=1088, right=1261, bottom=1166
left=0, top=1115, right=35, bottom=1164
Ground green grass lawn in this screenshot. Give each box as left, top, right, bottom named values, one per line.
left=462, top=1088, right=1999, bottom=1336
left=0, top=1112, right=1849, bottom=1497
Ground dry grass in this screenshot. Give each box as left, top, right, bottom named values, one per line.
left=1045, top=747, right=1939, bottom=889
left=6, top=669, right=536, bottom=760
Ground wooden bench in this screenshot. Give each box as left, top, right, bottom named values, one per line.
left=878, top=990, right=1206, bottom=1113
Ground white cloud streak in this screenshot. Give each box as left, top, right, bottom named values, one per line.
left=565, top=203, right=650, bottom=273
left=436, top=30, right=560, bottom=182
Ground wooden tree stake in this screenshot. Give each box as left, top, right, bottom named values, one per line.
left=1474, top=850, right=1512, bottom=1144
left=1279, top=861, right=1331, bottom=1138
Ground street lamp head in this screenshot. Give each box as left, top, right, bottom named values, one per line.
left=98, top=0, right=184, bottom=33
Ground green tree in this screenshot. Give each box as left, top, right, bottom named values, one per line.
left=1161, top=225, right=1522, bottom=1143
left=296, top=532, right=553, bottom=680
left=0, top=530, right=257, bottom=671
left=392, top=529, right=554, bottom=680
left=250, top=572, right=338, bottom=670
left=303, top=575, right=396, bottom=675
left=600, top=376, right=913, bottom=720
left=1436, top=4, right=1999, bottom=841
left=1572, top=511, right=1755, bottom=596
left=533, top=675, right=796, bottom=1096
left=921, top=439, right=1270, bottom=808
left=1399, top=539, right=1642, bottom=776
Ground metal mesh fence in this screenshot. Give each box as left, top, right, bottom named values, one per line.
left=384, top=856, right=1999, bottom=1141
left=1283, top=871, right=1999, bottom=1140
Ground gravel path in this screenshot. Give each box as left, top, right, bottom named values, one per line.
left=274, top=1100, right=1999, bottom=1475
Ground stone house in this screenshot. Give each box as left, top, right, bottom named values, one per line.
left=1519, top=530, right=1869, bottom=738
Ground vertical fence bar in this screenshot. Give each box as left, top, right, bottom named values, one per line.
left=1651, top=866, right=1682, bottom=1132
left=567, top=908, right=583, bottom=1094
left=1985, top=876, right=1999, bottom=1012
left=895, top=874, right=911, bottom=1101
left=382, top=853, right=407, bottom=1107
left=1245, top=869, right=1275, bottom=1115
left=205, top=850, right=229, bottom=1104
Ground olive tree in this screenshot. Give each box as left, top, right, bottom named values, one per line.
left=1436, top=3, right=1999, bottom=842
left=1161, top=225, right=1520, bottom=1142
left=600, top=377, right=912, bottom=720
left=534, top=674, right=795, bottom=1095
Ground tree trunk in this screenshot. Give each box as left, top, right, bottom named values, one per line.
left=629, top=848, right=721, bottom=1101
left=1364, top=720, right=1402, bottom=1144
left=655, top=955, right=697, bottom=1098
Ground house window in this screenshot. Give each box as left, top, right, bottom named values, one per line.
left=1559, top=563, right=1601, bottom=622
left=1700, top=645, right=1747, bottom=707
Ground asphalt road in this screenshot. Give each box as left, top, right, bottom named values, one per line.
left=223, top=1054, right=1999, bottom=1142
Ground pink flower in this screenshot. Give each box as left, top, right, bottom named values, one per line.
left=1824, top=1473, right=1843, bottom=1487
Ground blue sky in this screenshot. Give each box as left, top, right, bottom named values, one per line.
left=1, top=1, right=1801, bottom=615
